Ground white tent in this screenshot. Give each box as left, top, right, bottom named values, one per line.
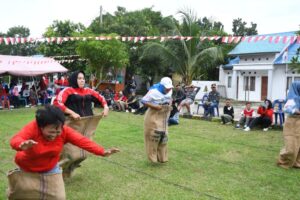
left=0, top=55, right=68, bottom=76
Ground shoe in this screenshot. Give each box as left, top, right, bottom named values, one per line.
left=235, top=124, right=240, bottom=128
left=263, top=128, right=268, bottom=131
left=244, top=127, right=250, bottom=131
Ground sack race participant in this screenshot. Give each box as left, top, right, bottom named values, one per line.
left=141, top=77, right=173, bottom=163
left=7, top=106, right=119, bottom=200
left=277, top=82, right=300, bottom=169
left=59, top=114, right=102, bottom=178
left=53, top=70, right=109, bottom=176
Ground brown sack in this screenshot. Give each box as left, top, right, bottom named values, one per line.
left=277, top=116, right=300, bottom=168
left=144, top=105, right=172, bottom=163
left=7, top=169, right=65, bottom=200
left=59, top=114, right=102, bottom=177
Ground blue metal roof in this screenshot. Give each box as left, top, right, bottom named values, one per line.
left=229, top=32, right=296, bottom=55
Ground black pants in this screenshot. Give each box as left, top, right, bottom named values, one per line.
left=249, top=116, right=272, bottom=129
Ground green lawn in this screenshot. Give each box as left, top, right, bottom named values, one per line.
left=0, top=108, right=299, bottom=200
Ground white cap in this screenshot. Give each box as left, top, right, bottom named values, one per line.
left=160, top=77, right=173, bottom=89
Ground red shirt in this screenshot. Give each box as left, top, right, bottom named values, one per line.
left=257, top=106, right=274, bottom=122
left=10, top=120, right=105, bottom=172
left=114, top=94, right=128, bottom=102
left=243, top=109, right=254, bottom=117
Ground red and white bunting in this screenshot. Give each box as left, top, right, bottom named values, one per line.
left=122, top=37, right=127, bottom=42
left=234, top=36, right=241, bottom=43
left=160, top=37, right=165, bottom=42
left=0, top=37, right=3, bottom=44
left=134, top=37, right=139, bottom=43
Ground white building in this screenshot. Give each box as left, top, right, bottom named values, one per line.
left=219, top=32, right=300, bottom=102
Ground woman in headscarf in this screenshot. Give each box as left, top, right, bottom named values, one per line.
left=141, top=77, right=173, bottom=163
left=53, top=70, right=108, bottom=118
left=53, top=71, right=109, bottom=177
left=277, top=82, right=300, bottom=169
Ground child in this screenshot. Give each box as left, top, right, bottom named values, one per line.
left=221, top=99, right=234, bottom=124
left=235, top=102, right=255, bottom=128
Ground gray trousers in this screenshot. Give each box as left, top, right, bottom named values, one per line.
left=238, top=116, right=253, bottom=127
left=221, top=114, right=233, bottom=123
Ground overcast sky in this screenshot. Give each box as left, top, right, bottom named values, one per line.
left=1, top=0, right=299, bottom=37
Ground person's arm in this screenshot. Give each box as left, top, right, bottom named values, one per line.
left=64, top=126, right=119, bottom=157
left=90, top=89, right=109, bottom=117
left=10, top=121, right=38, bottom=151
left=54, top=88, right=81, bottom=119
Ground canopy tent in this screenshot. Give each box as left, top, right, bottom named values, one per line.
left=0, top=55, right=68, bottom=76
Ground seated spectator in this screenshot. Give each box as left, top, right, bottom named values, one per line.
left=113, top=91, right=128, bottom=111
left=203, top=84, right=220, bottom=117
left=173, top=84, right=186, bottom=105
left=168, top=101, right=179, bottom=125
left=0, top=83, right=10, bottom=109
left=220, top=99, right=234, bottom=124
left=102, top=88, right=114, bottom=108
left=11, top=86, right=20, bottom=108
left=22, top=85, right=30, bottom=103
left=235, top=102, right=255, bottom=129
left=126, top=92, right=140, bottom=112
left=178, top=85, right=200, bottom=115
left=244, top=99, right=273, bottom=132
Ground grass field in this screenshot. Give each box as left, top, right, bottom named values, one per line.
left=0, top=108, right=299, bottom=200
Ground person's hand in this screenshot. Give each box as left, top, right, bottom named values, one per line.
left=19, top=140, right=38, bottom=150
left=104, top=148, right=120, bottom=157
left=102, top=106, right=109, bottom=117
left=70, top=112, right=81, bottom=120
left=156, top=105, right=163, bottom=110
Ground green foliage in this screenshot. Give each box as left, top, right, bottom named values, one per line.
left=140, top=9, right=224, bottom=84
left=76, top=33, right=129, bottom=80
left=1, top=108, right=299, bottom=199
left=0, top=26, right=37, bottom=56
left=36, top=20, right=87, bottom=71
left=232, top=18, right=258, bottom=36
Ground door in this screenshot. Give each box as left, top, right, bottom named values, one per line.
left=261, top=76, right=268, bottom=100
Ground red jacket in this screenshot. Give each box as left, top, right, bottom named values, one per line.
left=54, top=87, right=107, bottom=117
left=257, top=106, right=273, bottom=122
left=10, top=120, right=105, bottom=172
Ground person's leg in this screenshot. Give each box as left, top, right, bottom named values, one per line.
left=248, top=117, right=262, bottom=129
left=261, top=117, right=272, bottom=128
left=223, top=114, right=233, bottom=124
left=237, top=116, right=246, bottom=127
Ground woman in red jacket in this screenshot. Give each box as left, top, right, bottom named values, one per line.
left=10, top=105, right=119, bottom=173
left=53, top=70, right=109, bottom=119
left=244, top=99, right=273, bottom=132
left=9, top=105, right=119, bottom=199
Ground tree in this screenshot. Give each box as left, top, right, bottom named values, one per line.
left=37, top=20, right=86, bottom=71
left=140, top=9, right=224, bottom=84
left=0, top=26, right=37, bottom=56
left=76, top=33, right=129, bottom=81
left=232, top=18, right=258, bottom=36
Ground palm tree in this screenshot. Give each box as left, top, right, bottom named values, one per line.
left=140, top=9, right=224, bottom=85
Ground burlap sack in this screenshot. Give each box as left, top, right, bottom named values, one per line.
left=59, top=114, right=102, bottom=177
left=144, top=105, right=172, bottom=163
left=7, top=169, right=65, bottom=200
left=278, top=116, right=300, bottom=168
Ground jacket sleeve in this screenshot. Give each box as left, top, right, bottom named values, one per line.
left=10, top=121, right=36, bottom=151
left=64, top=126, right=106, bottom=156
left=90, top=89, right=107, bottom=107
left=53, top=88, right=71, bottom=112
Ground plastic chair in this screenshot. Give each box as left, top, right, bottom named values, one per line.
left=273, top=99, right=286, bottom=126
left=196, top=94, right=208, bottom=114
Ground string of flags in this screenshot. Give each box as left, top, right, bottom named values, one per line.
left=0, top=35, right=299, bottom=45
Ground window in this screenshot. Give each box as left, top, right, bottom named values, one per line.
left=258, top=58, right=261, bottom=61
left=245, top=58, right=248, bottom=61
left=227, top=76, right=232, bottom=88
left=252, top=58, right=255, bottom=61
left=266, top=57, right=269, bottom=60
left=244, top=76, right=255, bottom=91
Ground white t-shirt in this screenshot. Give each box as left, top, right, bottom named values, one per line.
left=142, top=88, right=172, bottom=105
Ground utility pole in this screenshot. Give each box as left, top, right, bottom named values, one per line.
left=99, top=6, right=103, bottom=27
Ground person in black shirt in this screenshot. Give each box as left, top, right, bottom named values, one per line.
left=221, top=99, right=234, bottom=124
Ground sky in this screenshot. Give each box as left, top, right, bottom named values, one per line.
left=1, top=0, right=299, bottom=37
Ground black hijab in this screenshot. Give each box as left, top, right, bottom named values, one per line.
left=68, top=71, right=85, bottom=88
